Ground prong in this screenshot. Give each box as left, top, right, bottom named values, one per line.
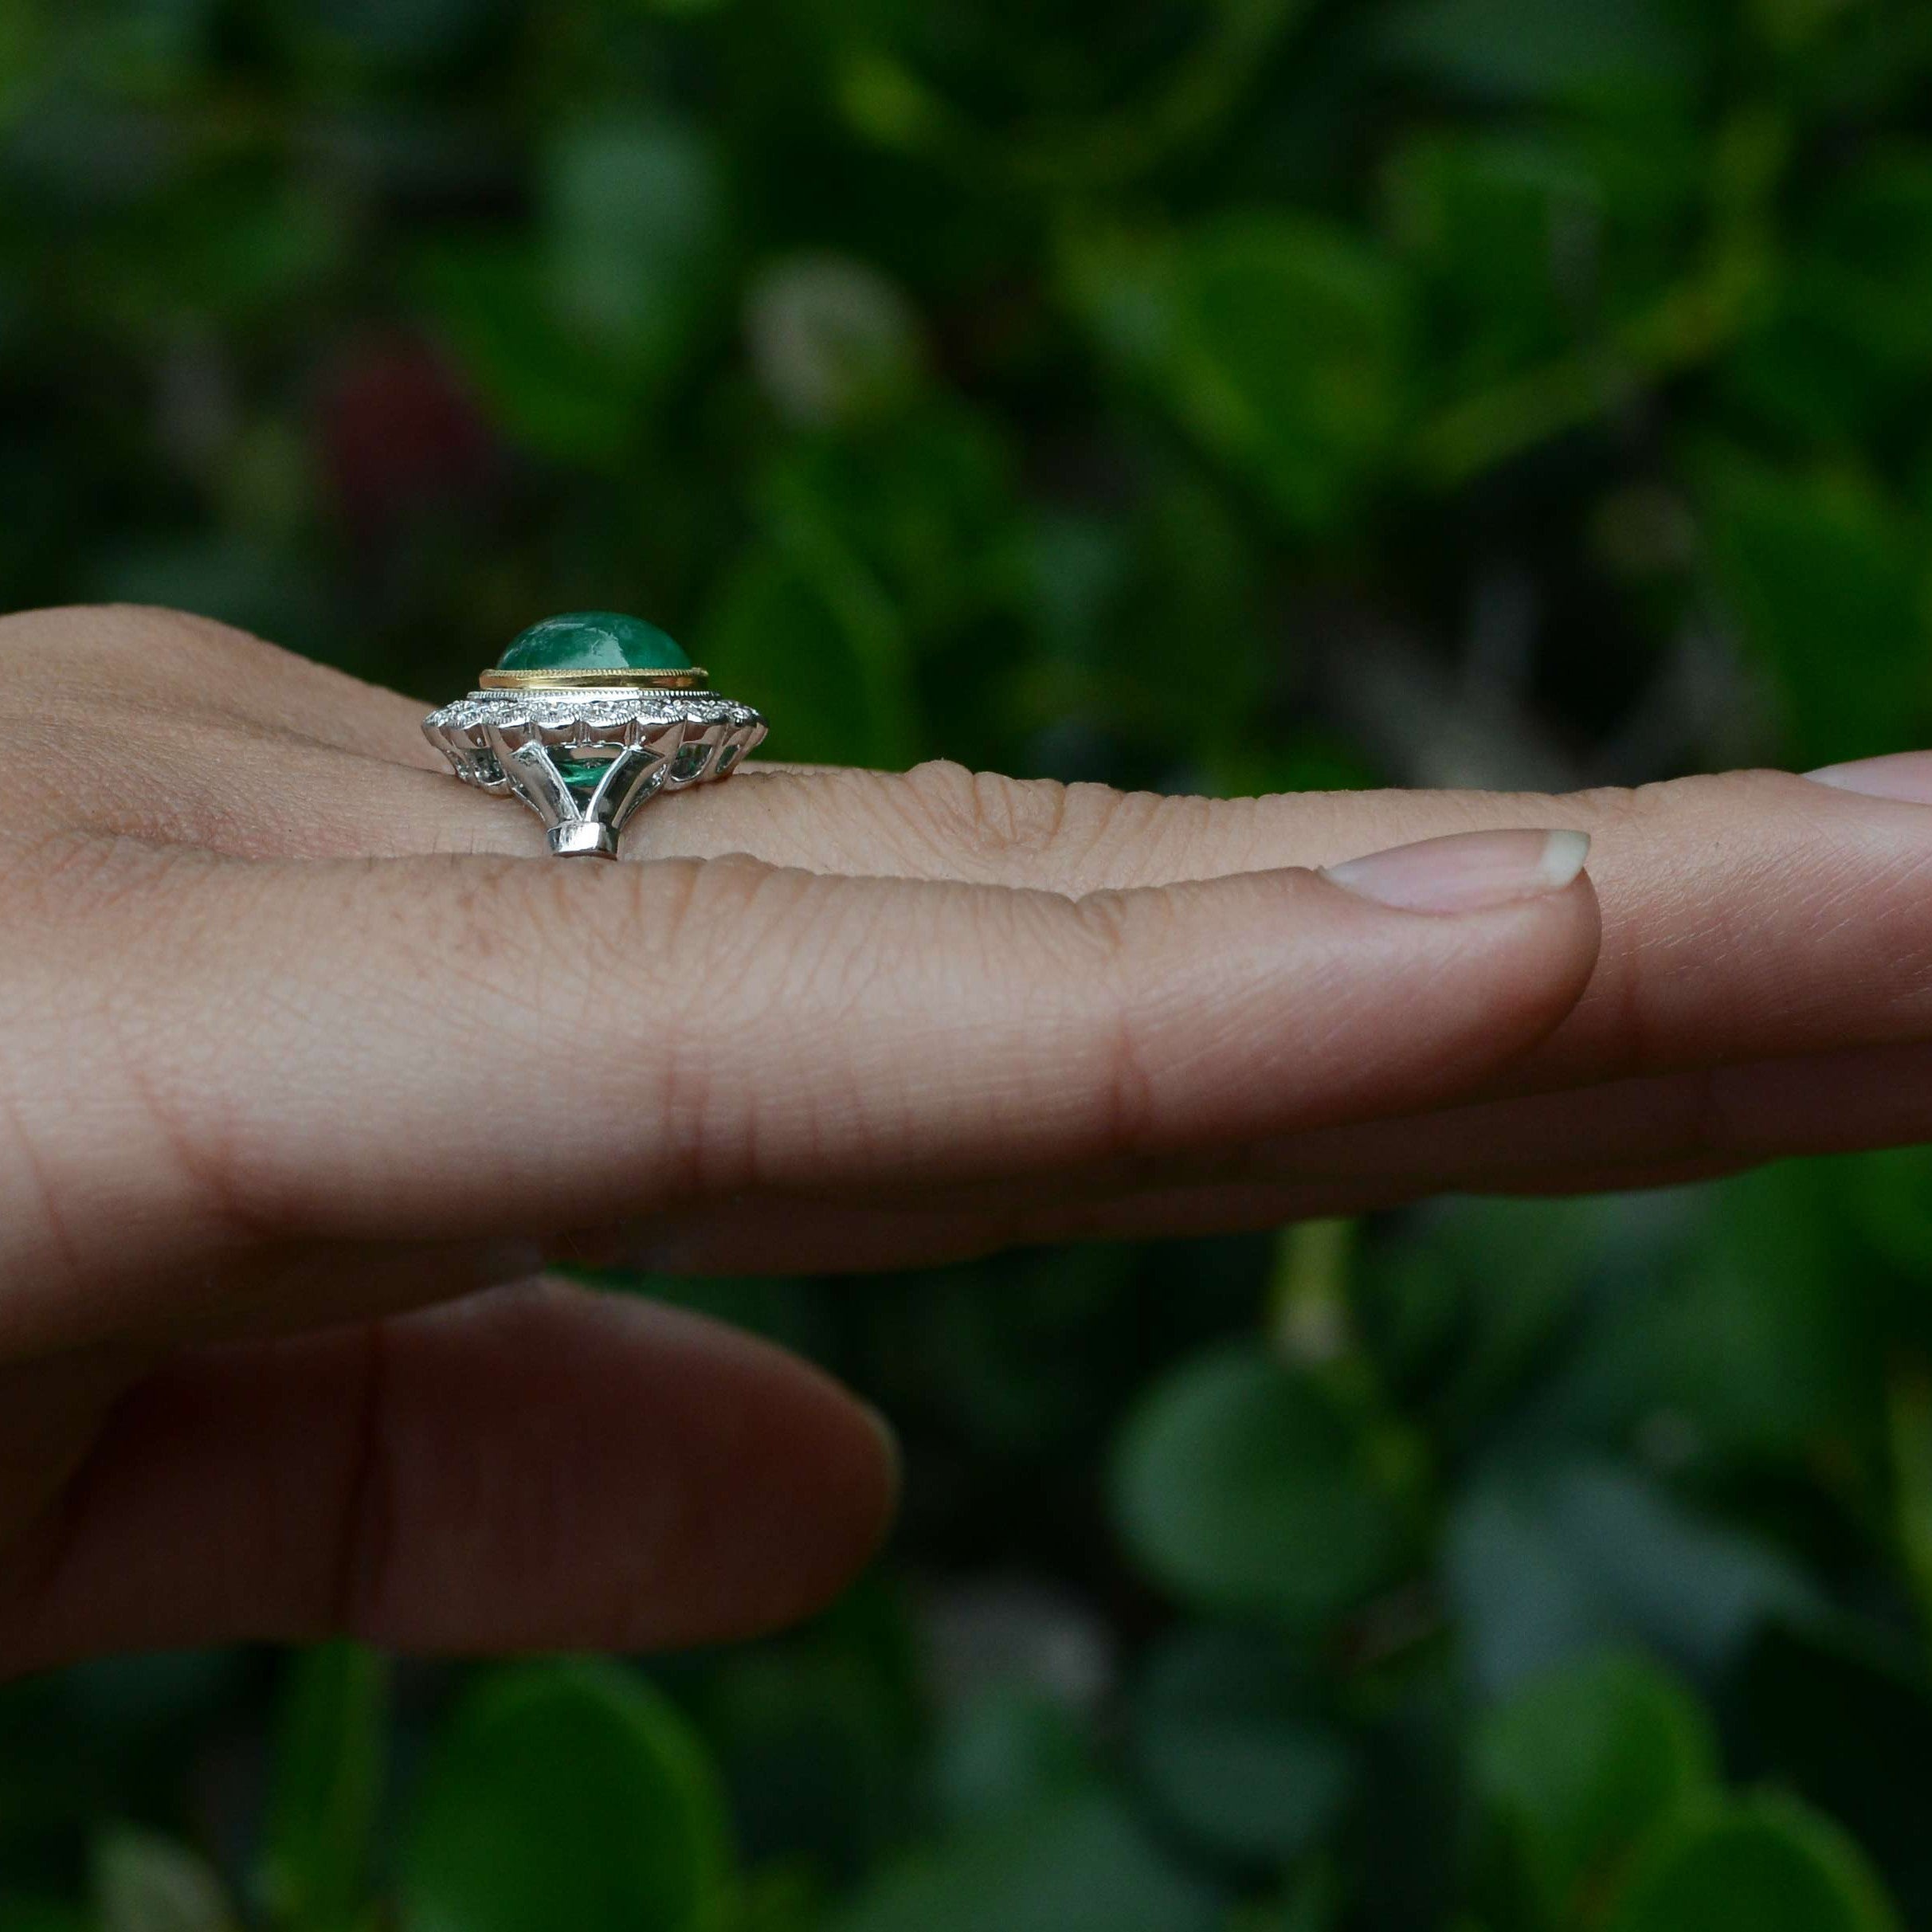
left=590, top=734, right=680, bottom=839
left=664, top=720, right=725, bottom=789
left=487, top=723, right=578, bottom=832
left=548, top=821, right=619, bottom=858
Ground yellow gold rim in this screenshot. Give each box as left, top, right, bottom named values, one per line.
left=479, top=667, right=711, bottom=691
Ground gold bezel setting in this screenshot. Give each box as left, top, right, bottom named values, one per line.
left=478, top=667, right=711, bottom=692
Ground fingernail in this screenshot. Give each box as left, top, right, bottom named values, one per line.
left=1805, top=751, right=1932, bottom=804
left=1323, top=828, right=1590, bottom=913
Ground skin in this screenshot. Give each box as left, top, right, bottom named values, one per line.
left=3, top=602, right=1931, bottom=1675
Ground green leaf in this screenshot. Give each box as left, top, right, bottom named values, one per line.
left=0, top=1903, right=94, bottom=1932
left=1604, top=1796, right=1902, bottom=1932
left=398, top=1660, right=733, bottom=1932
left=100, top=174, right=347, bottom=327
left=1637, top=1165, right=1881, bottom=1460
left=255, top=1641, right=390, bottom=1932
left=704, top=1597, right=924, bottom=1884
left=1378, top=0, right=1700, bottom=100
left=1111, top=1344, right=1421, bottom=1626
left=1722, top=155, right=1932, bottom=444
left=1738, top=1621, right=1932, bottom=1922
left=1695, top=449, right=1932, bottom=766
left=95, top=1827, right=240, bottom=1932
left=832, top=1789, right=1225, bottom=1932
left=698, top=408, right=1025, bottom=770
left=1159, top=214, right=1412, bottom=531
left=758, top=410, right=1018, bottom=639
left=934, top=1685, right=1093, bottom=1832
left=542, top=113, right=724, bottom=376
left=1359, top=1194, right=1646, bottom=1442
left=1474, top=1650, right=1718, bottom=1922
left=1446, top=1460, right=1816, bottom=1694
left=701, top=543, right=916, bottom=769
left=0, top=1653, right=245, bottom=1852
left=272, top=0, right=504, bottom=68
left=1385, top=131, right=1599, bottom=385
left=417, top=240, right=642, bottom=464
left=728, top=1865, right=827, bottom=1932
left=1411, top=1170, right=1878, bottom=1495
left=1223, top=1864, right=1343, bottom=1932
left=1844, top=1146, right=1932, bottom=1277
left=1129, top=1625, right=1356, bottom=1867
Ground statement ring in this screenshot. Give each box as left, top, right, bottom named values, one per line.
left=422, top=612, right=768, bottom=859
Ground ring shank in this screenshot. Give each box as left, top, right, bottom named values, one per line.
left=549, top=821, right=620, bottom=859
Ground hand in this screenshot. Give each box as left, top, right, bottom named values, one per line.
left=4, top=603, right=1930, bottom=1674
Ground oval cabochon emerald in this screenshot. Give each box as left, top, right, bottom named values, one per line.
left=496, top=611, right=691, bottom=676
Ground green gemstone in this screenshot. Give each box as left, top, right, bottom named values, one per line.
left=497, top=610, right=690, bottom=676
left=553, top=747, right=619, bottom=801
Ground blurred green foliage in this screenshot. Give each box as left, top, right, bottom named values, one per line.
left=7, top=0, right=1932, bottom=1925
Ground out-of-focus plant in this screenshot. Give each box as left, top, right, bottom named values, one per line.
left=7, top=0, right=1932, bottom=1926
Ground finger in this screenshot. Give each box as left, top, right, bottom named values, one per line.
left=6, top=830, right=1598, bottom=1350
left=1204, top=1038, right=1932, bottom=1197
left=0, top=605, right=450, bottom=860
left=622, top=763, right=1932, bottom=1099
left=532, top=1141, right=1726, bottom=1278
left=565, top=1038, right=1932, bottom=1274
left=0, top=1281, right=895, bottom=1674
left=0, top=605, right=435, bottom=766
left=19, top=610, right=1932, bottom=1266
left=15, top=1036, right=1769, bottom=1337
left=180, top=705, right=1932, bottom=1157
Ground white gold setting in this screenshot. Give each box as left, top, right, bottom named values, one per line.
left=422, top=688, right=768, bottom=858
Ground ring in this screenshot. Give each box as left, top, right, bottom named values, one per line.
left=421, top=612, right=768, bottom=859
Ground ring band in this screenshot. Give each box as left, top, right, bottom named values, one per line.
left=421, top=613, right=766, bottom=859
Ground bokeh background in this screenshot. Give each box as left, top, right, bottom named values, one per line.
left=7, top=0, right=1932, bottom=1926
